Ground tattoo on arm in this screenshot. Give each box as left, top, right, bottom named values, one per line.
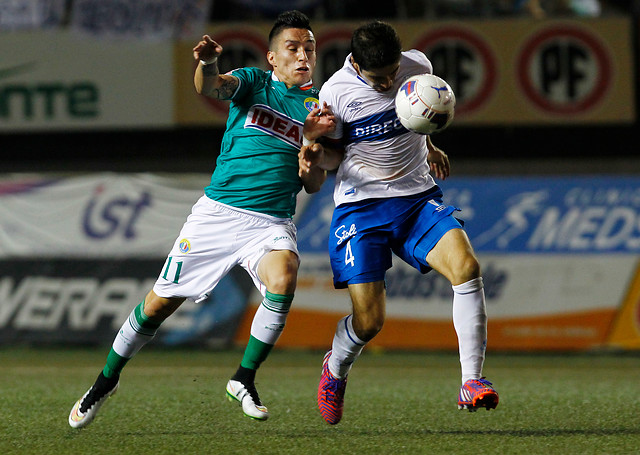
left=212, top=77, right=239, bottom=100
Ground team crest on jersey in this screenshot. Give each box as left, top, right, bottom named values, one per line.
left=304, top=97, right=319, bottom=112
left=178, top=238, right=191, bottom=253
left=245, top=104, right=304, bottom=148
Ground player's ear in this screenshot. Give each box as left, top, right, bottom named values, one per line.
left=350, top=57, right=361, bottom=76
left=267, top=50, right=276, bottom=67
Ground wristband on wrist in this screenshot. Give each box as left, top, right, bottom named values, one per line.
left=302, top=135, right=315, bottom=147
left=200, top=58, right=218, bottom=66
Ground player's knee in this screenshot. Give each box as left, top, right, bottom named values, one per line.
left=261, top=252, right=299, bottom=294
left=143, top=292, right=185, bottom=321
left=448, top=253, right=481, bottom=286
left=266, top=272, right=297, bottom=295
left=354, top=315, right=384, bottom=342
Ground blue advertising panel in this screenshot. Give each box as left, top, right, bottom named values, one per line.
left=296, top=175, right=640, bottom=254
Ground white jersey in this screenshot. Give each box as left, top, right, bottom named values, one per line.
left=320, top=50, right=437, bottom=207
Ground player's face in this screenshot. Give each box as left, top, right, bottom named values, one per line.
left=354, top=60, right=400, bottom=93
left=268, top=28, right=317, bottom=88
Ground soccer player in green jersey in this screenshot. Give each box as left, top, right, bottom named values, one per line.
left=69, top=10, right=334, bottom=428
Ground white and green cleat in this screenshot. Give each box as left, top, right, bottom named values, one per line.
left=226, top=379, right=269, bottom=421
left=69, top=373, right=119, bottom=429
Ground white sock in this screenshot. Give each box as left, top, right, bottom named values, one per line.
left=112, top=304, right=159, bottom=358
left=249, top=298, right=290, bottom=345
left=328, top=315, right=366, bottom=379
left=452, top=277, right=487, bottom=384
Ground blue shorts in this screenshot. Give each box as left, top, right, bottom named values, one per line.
left=328, top=187, right=462, bottom=289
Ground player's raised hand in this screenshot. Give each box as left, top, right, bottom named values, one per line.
left=427, top=144, right=450, bottom=180
left=303, top=102, right=336, bottom=142
left=193, top=35, right=223, bottom=63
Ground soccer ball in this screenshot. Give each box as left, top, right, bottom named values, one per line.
left=395, top=73, right=456, bottom=135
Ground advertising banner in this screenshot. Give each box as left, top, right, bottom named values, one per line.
left=0, top=30, right=173, bottom=131
left=0, top=173, right=258, bottom=346
left=406, top=18, right=635, bottom=124
left=0, top=17, right=633, bottom=131
left=233, top=174, right=640, bottom=351
left=70, top=0, right=211, bottom=41
left=0, top=0, right=65, bottom=30
left=174, top=17, right=635, bottom=127
left=0, top=258, right=253, bottom=346
left=3, top=172, right=639, bottom=350
left=0, top=173, right=208, bottom=257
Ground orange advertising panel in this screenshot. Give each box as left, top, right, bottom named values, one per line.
left=174, top=17, right=635, bottom=127
left=235, top=305, right=617, bottom=351
left=607, top=262, right=640, bottom=349
left=402, top=18, right=634, bottom=124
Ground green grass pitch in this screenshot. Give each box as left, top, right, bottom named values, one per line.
left=0, top=347, right=638, bottom=454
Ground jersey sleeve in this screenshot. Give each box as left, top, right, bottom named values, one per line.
left=227, top=67, right=263, bottom=101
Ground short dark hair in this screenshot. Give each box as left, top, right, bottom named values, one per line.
left=351, top=21, right=402, bottom=71
left=268, top=10, right=313, bottom=49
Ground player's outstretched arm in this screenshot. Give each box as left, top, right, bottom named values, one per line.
left=426, top=136, right=450, bottom=181
left=299, top=141, right=344, bottom=175
left=193, top=35, right=239, bottom=99
left=300, top=151, right=327, bottom=194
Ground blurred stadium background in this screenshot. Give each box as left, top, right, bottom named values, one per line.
left=1, top=0, right=640, bottom=354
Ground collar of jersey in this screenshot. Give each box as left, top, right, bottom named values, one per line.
left=270, top=71, right=314, bottom=91
left=344, top=54, right=370, bottom=88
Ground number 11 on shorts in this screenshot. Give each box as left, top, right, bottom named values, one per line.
left=162, top=256, right=183, bottom=283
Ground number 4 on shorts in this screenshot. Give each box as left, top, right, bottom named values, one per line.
left=345, top=240, right=355, bottom=267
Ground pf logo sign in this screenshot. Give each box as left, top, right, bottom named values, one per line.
left=517, top=26, right=611, bottom=115
left=414, top=27, right=497, bottom=117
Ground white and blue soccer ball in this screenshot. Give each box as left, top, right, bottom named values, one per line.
left=395, top=73, right=456, bottom=135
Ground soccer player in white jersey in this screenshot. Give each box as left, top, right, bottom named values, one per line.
left=298, top=21, right=499, bottom=425
left=69, top=10, right=334, bottom=428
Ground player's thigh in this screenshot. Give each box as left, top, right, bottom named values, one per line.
left=425, top=228, right=480, bottom=285
left=154, top=197, right=243, bottom=302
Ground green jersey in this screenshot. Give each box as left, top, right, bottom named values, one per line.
left=205, top=67, right=320, bottom=218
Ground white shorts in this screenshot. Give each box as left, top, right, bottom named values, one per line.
left=153, top=195, right=299, bottom=302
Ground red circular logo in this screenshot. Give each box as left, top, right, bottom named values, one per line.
left=517, top=26, right=611, bottom=115
left=413, top=26, right=498, bottom=116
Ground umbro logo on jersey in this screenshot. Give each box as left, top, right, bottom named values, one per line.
left=346, top=101, right=363, bottom=110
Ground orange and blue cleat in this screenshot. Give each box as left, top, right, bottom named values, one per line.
left=458, top=378, right=499, bottom=412
left=318, top=351, right=348, bottom=424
